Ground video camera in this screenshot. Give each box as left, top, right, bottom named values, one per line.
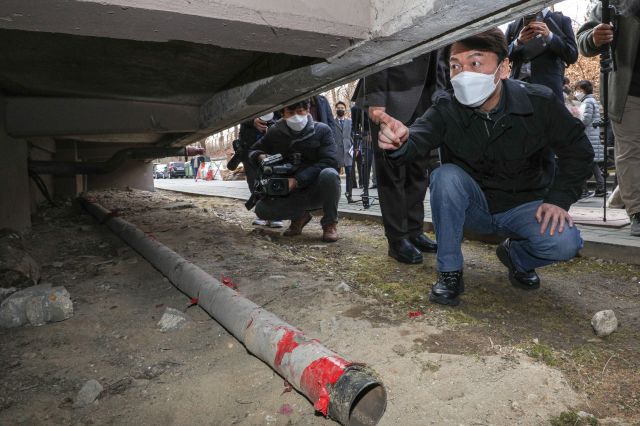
left=245, top=153, right=301, bottom=210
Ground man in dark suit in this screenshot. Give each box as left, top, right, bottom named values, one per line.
left=332, top=101, right=354, bottom=202
left=362, top=50, right=443, bottom=264
left=505, top=7, right=578, bottom=101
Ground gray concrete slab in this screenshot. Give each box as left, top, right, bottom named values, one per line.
left=155, top=178, right=640, bottom=265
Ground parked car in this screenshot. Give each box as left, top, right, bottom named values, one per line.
left=153, top=163, right=169, bottom=179
left=168, top=161, right=186, bottom=178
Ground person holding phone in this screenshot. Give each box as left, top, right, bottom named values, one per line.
left=505, top=8, right=578, bottom=101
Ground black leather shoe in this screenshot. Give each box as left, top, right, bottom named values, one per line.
left=496, top=239, right=540, bottom=290
left=409, top=233, right=437, bottom=253
left=345, top=193, right=354, bottom=203
left=429, top=270, right=464, bottom=306
left=388, top=238, right=423, bottom=264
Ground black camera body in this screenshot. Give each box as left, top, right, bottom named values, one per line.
left=245, top=153, right=301, bottom=209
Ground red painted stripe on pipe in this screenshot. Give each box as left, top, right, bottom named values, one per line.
left=274, top=329, right=300, bottom=368
left=300, top=356, right=350, bottom=415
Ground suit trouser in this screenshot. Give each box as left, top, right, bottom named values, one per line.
left=612, top=95, right=640, bottom=216
left=240, top=151, right=258, bottom=194
left=372, top=123, right=430, bottom=242
left=344, top=165, right=353, bottom=195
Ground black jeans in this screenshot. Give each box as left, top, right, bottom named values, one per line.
left=255, top=168, right=341, bottom=227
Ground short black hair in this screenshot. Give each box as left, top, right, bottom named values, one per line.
left=335, top=101, right=347, bottom=108
left=283, top=99, right=311, bottom=111
left=575, top=80, right=593, bottom=94
left=449, top=28, right=509, bottom=63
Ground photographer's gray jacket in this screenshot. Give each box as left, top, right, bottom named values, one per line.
left=577, top=4, right=640, bottom=122
left=249, top=117, right=338, bottom=189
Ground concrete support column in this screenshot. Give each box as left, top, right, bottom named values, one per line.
left=0, top=97, right=31, bottom=231
left=53, top=140, right=84, bottom=198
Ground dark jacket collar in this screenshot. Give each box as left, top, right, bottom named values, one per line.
left=455, top=79, right=534, bottom=127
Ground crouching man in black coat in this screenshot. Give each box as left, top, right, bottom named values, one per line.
left=249, top=99, right=341, bottom=242
left=374, top=29, right=594, bottom=306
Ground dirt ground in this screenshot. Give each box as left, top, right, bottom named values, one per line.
left=1, top=188, right=639, bottom=426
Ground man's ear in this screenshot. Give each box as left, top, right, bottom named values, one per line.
left=498, top=57, right=511, bottom=80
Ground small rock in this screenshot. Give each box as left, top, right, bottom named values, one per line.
left=157, top=307, right=191, bottom=332
left=392, top=344, right=408, bottom=357
left=632, top=276, right=638, bottom=283
left=591, top=310, right=618, bottom=337
left=577, top=411, right=596, bottom=420
left=73, top=379, right=103, bottom=408
left=510, top=401, right=522, bottom=412
left=51, top=262, right=64, bottom=268
left=24, top=287, right=73, bottom=326
left=309, top=245, right=327, bottom=250
left=335, top=282, right=351, bottom=292
left=265, top=415, right=276, bottom=422
left=268, top=275, right=287, bottom=280
left=532, top=338, right=539, bottom=344
left=595, top=258, right=605, bottom=264
left=0, top=283, right=52, bottom=328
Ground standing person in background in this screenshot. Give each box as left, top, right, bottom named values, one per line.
left=362, top=51, right=442, bottom=264
left=310, top=95, right=336, bottom=129
left=575, top=80, right=606, bottom=198
left=333, top=101, right=354, bottom=202
left=505, top=8, right=578, bottom=102
left=577, top=0, right=640, bottom=236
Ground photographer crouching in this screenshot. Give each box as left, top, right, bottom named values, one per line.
left=248, top=99, right=341, bottom=242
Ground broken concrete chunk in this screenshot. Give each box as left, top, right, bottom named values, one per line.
left=25, top=287, right=73, bottom=326
left=0, top=283, right=52, bottom=328
left=591, top=310, right=618, bottom=337
left=0, top=229, right=40, bottom=289
left=157, top=307, right=191, bottom=332
left=0, top=284, right=73, bottom=328
left=73, top=379, right=103, bottom=408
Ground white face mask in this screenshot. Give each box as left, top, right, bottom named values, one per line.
left=259, top=112, right=274, bottom=122
left=285, top=114, right=308, bottom=132
left=451, top=65, right=501, bottom=107
left=574, top=91, right=585, bottom=101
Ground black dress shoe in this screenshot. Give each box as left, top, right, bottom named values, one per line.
left=345, top=193, right=353, bottom=203
left=388, top=238, right=423, bottom=264
left=409, top=233, right=437, bottom=253
left=429, top=270, right=464, bottom=306
left=496, top=239, right=540, bottom=290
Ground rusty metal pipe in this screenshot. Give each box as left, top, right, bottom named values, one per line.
left=78, top=197, right=386, bottom=426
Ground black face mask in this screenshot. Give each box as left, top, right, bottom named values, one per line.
left=337, top=110, right=346, bottom=117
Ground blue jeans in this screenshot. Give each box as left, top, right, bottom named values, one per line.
left=430, top=164, right=583, bottom=272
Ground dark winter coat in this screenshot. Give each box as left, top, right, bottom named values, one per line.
left=249, top=117, right=338, bottom=189
left=390, top=79, right=594, bottom=213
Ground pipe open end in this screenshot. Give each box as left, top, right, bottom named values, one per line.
left=329, top=367, right=387, bottom=426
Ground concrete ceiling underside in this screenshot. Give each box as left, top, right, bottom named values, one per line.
left=0, top=0, right=555, bottom=147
